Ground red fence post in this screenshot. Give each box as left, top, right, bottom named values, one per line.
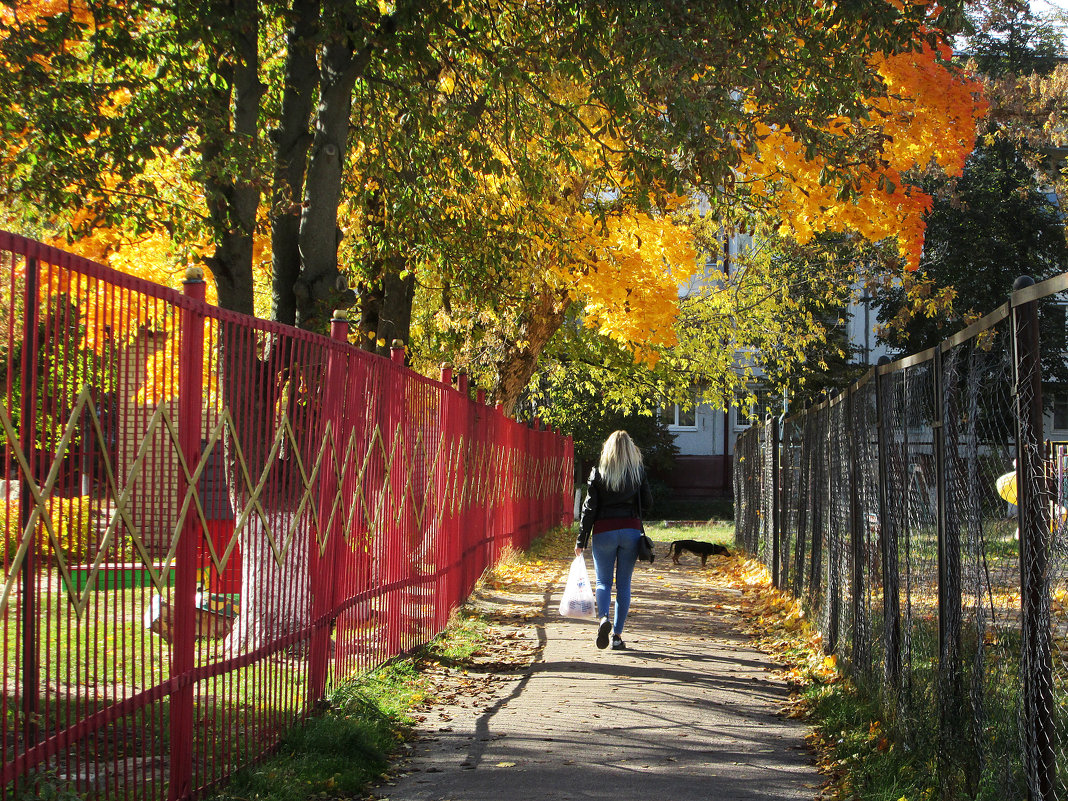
left=530, top=419, right=540, bottom=548
left=437, top=365, right=459, bottom=627
left=473, top=389, right=489, bottom=561
left=18, top=255, right=40, bottom=750
left=308, top=312, right=350, bottom=706
left=383, top=339, right=407, bottom=655
left=169, top=267, right=206, bottom=801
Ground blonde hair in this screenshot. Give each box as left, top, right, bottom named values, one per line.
left=598, top=430, right=644, bottom=491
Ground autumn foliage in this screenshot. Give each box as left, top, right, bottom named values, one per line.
left=0, top=0, right=987, bottom=408
left=742, top=40, right=986, bottom=272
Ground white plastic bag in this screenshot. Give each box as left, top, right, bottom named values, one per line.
left=558, top=555, right=596, bottom=619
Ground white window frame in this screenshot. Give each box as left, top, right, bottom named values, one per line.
left=664, top=403, right=698, bottom=432
left=734, top=389, right=773, bottom=431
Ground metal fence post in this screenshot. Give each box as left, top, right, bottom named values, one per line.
left=769, top=413, right=781, bottom=588
left=875, top=359, right=901, bottom=691
left=809, top=410, right=825, bottom=621
left=307, top=311, right=350, bottom=706
left=1012, top=275, right=1056, bottom=801
left=933, top=346, right=949, bottom=665
left=170, top=267, right=206, bottom=801
left=827, top=402, right=842, bottom=657
left=791, top=412, right=811, bottom=598
left=847, top=387, right=865, bottom=670
left=436, top=362, right=456, bottom=627
left=935, top=344, right=965, bottom=776
left=382, top=339, right=407, bottom=655
left=18, top=256, right=39, bottom=748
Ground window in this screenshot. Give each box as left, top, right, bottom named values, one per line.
left=662, top=403, right=698, bottom=430
left=1055, top=395, right=1068, bottom=430
left=735, top=388, right=775, bottom=429
left=734, top=401, right=756, bottom=429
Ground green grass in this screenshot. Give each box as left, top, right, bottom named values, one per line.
left=6, top=580, right=169, bottom=688
left=210, top=676, right=402, bottom=801
left=643, top=519, right=734, bottom=547
left=804, top=667, right=1024, bottom=801
left=805, top=678, right=942, bottom=801
left=5, top=579, right=306, bottom=742
left=651, top=496, right=734, bottom=521
left=206, top=591, right=494, bottom=801
left=797, top=583, right=1033, bottom=800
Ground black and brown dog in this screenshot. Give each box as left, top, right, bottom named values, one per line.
left=670, top=539, right=730, bottom=566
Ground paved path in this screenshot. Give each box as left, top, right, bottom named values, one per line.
left=368, top=547, right=819, bottom=801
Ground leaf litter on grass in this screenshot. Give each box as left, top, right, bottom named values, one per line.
left=708, top=554, right=940, bottom=801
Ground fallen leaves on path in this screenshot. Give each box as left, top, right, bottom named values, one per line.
left=712, top=554, right=840, bottom=689
left=403, top=531, right=845, bottom=793
left=708, top=554, right=864, bottom=801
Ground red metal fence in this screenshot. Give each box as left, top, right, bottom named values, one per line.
left=0, top=232, right=574, bottom=800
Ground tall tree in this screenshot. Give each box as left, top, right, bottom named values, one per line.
left=875, top=136, right=1068, bottom=362
left=0, top=0, right=987, bottom=647
left=1, top=1, right=984, bottom=371
left=876, top=1, right=1068, bottom=365
left=963, top=0, right=1064, bottom=77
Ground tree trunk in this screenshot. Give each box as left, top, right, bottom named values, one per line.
left=208, top=1, right=421, bottom=653
left=354, top=186, right=417, bottom=355
left=269, top=0, right=321, bottom=327
left=355, top=260, right=415, bottom=357
left=227, top=510, right=310, bottom=653
left=195, top=1, right=322, bottom=657
left=201, top=0, right=262, bottom=318
left=375, top=256, right=415, bottom=356
left=217, top=331, right=323, bottom=654
left=491, top=287, right=571, bottom=415
left=294, top=27, right=357, bottom=334
left=295, top=6, right=411, bottom=332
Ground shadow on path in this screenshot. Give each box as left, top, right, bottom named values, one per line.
left=367, top=542, right=819, bottom=801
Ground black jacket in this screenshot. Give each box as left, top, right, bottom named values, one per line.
left=576, top=467, right=653, bottom=548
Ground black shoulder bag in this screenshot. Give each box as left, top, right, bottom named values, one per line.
left=636, top=484, right=655, bottom=563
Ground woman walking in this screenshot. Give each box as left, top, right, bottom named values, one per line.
left=575, top=430, right=653, bottom=650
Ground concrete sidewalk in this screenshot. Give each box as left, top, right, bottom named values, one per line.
left=368, top=551, right=819, bottom=801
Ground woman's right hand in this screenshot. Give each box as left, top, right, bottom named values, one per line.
left=574, top=546, right=583, bottom=557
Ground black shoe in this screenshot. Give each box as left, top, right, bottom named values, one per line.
left=611, top=635, right=626, bottom=650
left=596, top=617, right=611, bottom=649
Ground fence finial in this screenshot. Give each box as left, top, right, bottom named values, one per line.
left=1013, top=275, right=1036, bottom=291
left=184, top=266, right=205, bottom=283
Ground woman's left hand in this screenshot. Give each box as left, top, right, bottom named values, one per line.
left=574, top=546, right=582, bottom=557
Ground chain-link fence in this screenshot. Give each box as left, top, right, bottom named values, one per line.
left=736, top=273, right=1068, bottom=800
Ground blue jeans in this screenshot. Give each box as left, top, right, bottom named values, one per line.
left=591, top=528, right=641, bottom=635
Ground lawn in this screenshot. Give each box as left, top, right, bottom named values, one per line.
left=643, top=519, right=734, bottom=548
left=4, top=574, right=308, bottom=799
